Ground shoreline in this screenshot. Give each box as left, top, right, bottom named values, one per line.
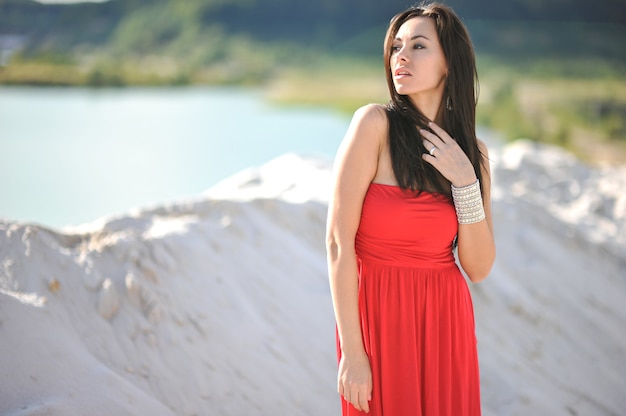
left=2, top=69, right=624, bottom=166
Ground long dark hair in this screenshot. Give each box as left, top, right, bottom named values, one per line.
left=383, top=3, right=484, bottom=196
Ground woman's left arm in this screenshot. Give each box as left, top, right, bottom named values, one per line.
left=420, top=122, right=495, bottom=282
left=454, top=140, right=495, bottom=282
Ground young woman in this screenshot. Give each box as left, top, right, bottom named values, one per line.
left=326, top=3, right=495, bottom=415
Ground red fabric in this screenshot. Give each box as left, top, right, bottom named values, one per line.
left=337, top=183, right=481, bottom=416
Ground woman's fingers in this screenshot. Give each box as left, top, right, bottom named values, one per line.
left=358, top=389, right=371, bottom=413
left=419, top=121, right=454, bottom=153
left=419, top=128, right=444, bottom=146
left=342, top=383, right=370, bottom=413
left=420, top=129, right=446, bottom=161
left=423, top=140, right=437, bottom=155
left=418, top=122, right=477, bottom=185
left=339, top=378, right=371, bottom=413
left=338, top=353, right=372, bottom=412
left=350, top=390, right=370, bottom=413
left=427, top=121, right=451, bottom=142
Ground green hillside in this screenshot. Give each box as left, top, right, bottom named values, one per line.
left=1, top=0, right=624, bottom=82
left=1, top=0, right=625, bottom=162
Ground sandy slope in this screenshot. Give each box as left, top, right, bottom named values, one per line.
left=1, top=145, right=625, bottom=415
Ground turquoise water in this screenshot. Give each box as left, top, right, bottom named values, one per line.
left=0, top=87, right=349, bottom=228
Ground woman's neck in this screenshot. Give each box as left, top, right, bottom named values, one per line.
left=409, top=90, right=444, bottom=123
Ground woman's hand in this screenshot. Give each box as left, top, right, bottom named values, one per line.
left=421, top=121, right=496, bottom=281
left=338, top=352, right=372, bottom=413
left=420, top=121, right=477, bottom=187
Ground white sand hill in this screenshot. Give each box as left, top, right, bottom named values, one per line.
left=1, top=141, right=625, bottom=415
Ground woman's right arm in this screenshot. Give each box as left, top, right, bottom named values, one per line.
left=326, top=104, right=387, bottom=413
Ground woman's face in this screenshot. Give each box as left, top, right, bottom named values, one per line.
left=390, top=16, right=448, bottom=100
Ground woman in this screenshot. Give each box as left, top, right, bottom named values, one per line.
left=326, top=3, right=495, bottom=415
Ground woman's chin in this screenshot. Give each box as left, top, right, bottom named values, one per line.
left=394, top=84, right=419, bottom=97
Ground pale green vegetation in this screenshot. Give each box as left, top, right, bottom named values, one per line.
left=264, top=56, right=626, bottom=165
left=1, top=0, right=623, bottom=164
left=4, top=51, right=622, bottom=165
left=475, top=56, right=626, bottom=164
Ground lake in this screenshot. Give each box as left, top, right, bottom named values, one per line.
left=0, top=87, right=350, bottom=228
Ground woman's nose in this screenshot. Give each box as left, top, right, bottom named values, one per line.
left=396, top=47, right=409, bottom=62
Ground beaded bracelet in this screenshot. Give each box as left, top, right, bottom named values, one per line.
left=451, top=179, right=485, bottom=224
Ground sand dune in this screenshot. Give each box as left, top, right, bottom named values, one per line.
left=1, top=143, right=624, bottom=415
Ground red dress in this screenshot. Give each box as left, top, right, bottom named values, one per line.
left=338, top=183, right=481, bottom=415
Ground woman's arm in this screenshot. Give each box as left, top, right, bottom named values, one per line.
left=455, top=140, right=495, bottom=282
left=326, top=103, right=386, bottom=413
left=420, top=123, right=496, bottom=282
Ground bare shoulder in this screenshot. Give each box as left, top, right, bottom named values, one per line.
left=346, top=103, right=387, bottom=145
left=350, top=103, right=388, bottom=132
left=354, top=103, right=388, bottom=121
left=332, top=104, right=388, bottom=188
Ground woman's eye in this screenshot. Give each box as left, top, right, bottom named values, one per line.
left=413, top=43, right=425, bottom=50
left=391, top=45, right=401, bottom=52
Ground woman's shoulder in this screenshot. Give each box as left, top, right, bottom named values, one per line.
left=352, top=103, right=388, bottom=125
left=338, top=104, right=388, bottom=160
left=347, top=103, right=388, bottom=139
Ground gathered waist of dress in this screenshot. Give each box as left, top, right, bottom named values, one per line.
left=356, top=248, right=457, bottom=270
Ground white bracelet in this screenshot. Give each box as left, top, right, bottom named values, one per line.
left=451, top=179, right=485, bottom=224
